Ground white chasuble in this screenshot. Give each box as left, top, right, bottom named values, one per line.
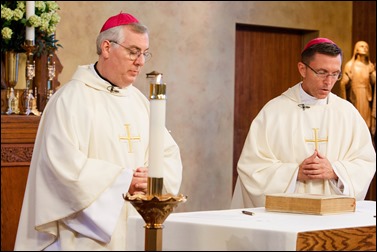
left=233, top=82, right=376, bottom=208
left=14, top=65, right=183, bottom=250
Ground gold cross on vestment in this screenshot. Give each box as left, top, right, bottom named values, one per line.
left=305, top=128, right=328, bottom=150
left=119, top=124, right=140, bottom=153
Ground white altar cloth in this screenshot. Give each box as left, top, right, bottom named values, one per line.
left=126, top=201, right=376, bottom=251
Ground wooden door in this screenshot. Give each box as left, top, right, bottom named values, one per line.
left=233, top=24, right=317, bottom=192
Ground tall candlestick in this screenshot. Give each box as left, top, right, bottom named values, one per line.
left=26, top=1, right=35, bottom=41
left=148, top=73, right=166, bottom=178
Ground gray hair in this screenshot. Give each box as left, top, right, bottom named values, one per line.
left=96, top=23, right=149, bottom=55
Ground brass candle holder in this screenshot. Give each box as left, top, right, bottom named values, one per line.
left=23, top=40, right=41, bottom=116
left=5, top=51, right=20, bottom=115
left=46, top=52, right=55, bottom=103
left=124, top=178, right=187, bottom=251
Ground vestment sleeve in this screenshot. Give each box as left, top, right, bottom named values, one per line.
left=62, top=169, right=133, bottom=243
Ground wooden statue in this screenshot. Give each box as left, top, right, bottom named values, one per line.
left=339, top=41, right=376, bottom=139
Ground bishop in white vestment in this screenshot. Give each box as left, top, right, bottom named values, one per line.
left=232, top=38, right=376, bottom=208
left=14, top=64, right=183, bottom=250
left=14, top=13, right=183, bottom=251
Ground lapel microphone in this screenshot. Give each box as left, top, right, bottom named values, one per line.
left=298, top=104, right=310, bottom=111
left=107, top=85, right=119, bottom=93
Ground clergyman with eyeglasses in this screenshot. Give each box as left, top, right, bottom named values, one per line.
left=14, top=12, right=183, bottom=251
left=231, top=38, right=376, bottom=209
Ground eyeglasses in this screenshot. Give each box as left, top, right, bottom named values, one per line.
left=302, top=62, right=342, bottom=81
left=109, top=40, right=152, bottom=62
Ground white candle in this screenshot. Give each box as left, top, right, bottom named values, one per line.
left=26, top=1, right=35, bottom=41
left=148, top=99, right=166, bottom=178
left=148, top=74, right=166, bottom=178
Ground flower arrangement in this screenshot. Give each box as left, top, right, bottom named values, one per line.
left=1, top=1, right=62, bottom=57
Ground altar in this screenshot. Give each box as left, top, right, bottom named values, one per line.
left=126, top=201, right=376, bottom=251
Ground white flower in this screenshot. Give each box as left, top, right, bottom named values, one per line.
left=1, top=27, right=13, bottom=40
left=1, top=1, right=62, bottom=56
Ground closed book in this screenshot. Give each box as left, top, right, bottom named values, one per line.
left=265, top=193, right=356, bottom=215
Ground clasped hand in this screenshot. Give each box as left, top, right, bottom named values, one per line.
left=129, top=167, right=148, bottom=195
left=298, top=150, right=338, bottom=182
